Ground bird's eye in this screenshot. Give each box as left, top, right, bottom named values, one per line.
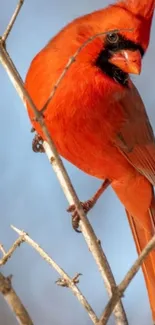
left=106, top=33, right=119, bottom=44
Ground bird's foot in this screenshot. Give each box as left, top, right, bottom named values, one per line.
left=67, top=199, right=94, bottom=233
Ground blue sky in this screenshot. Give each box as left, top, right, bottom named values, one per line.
left=0, top=1, right=155, bottom=324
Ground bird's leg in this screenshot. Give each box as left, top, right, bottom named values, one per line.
left=67, top=179, right=110, bottom=232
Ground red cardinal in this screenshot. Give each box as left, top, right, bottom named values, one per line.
left=25, top=0, right=155, bottom=320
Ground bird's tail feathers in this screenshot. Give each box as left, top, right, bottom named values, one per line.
left=126, top=199, right=155, bottom=321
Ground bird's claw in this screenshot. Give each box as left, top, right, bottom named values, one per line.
left=32, top=133, right=45, bottom=153
left=67, top=200, right=94, bottom=233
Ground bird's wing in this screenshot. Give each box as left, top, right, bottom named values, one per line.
left=114, top=81, right=155, bottom=185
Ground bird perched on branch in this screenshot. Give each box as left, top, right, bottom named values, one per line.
left=25, top=0, right=155, bottom=320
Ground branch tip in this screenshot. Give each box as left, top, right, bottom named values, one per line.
left=2, top=0, right=24, bottom=42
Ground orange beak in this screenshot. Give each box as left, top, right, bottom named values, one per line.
left=109, top=49, right=142, bottom=75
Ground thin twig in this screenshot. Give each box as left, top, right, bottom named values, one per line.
left=41, top=28, right=133, bottom=114
left=0, top=34, right=128, bottom=325
left=0, top=272, right=33, bottom=325
left=0, top=237, right=24, bottom=266
left=11, top=225, right=99, bottom=325
left=2, top=0, right=24, bottom=42
left=0, top=244, right=6, bottom=256
left=99, top=234, right=155, bottom=325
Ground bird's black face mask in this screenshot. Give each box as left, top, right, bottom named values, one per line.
left=95, top=32, right=144, bottom=87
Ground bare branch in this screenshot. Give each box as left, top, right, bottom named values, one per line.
left=99, top=234, right=155, bottom=325
left=0, top=39, right=128, bottom=324
left=0, top=235, right=33, bottom=324
left=0, top=237, right=24, bottom=266
left=0, top=272, right=33, bottom=325
left=2, top=0, right=24, bottom=43
left=0, top=244, right=6, bottom=255
left=11, top=225, right=99, bottom=325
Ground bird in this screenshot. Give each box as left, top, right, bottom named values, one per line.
left=25, top=0, right=155, bottom=320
